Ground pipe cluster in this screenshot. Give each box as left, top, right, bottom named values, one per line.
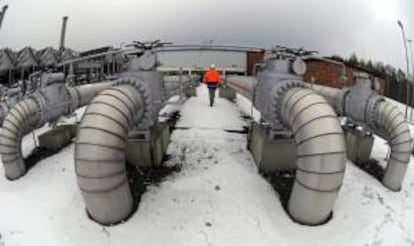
left=251, top=56, right=347, bottom=225
left=0, top=73, right=114, bottom=179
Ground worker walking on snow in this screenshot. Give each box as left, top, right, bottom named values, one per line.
left=203, top=64, right=221, bottom=107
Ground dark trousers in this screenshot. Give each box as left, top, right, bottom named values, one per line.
left=207, top=83, right=218, bottom=106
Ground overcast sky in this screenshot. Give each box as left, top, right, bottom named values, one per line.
left=0, top=0, right=413, bottom=70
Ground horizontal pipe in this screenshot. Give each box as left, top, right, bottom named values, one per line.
left=75, top=85, right=143, bottom=225
left=225, top=76, right=256, bottom=100
left=70, top=81, right=115, bottom=107
left=307, top=84, right=342, bottom=109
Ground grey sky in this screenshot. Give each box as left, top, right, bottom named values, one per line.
left=0, top=0, right=413, bottom=70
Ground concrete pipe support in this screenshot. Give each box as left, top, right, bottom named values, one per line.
left=0, top=74, right=113, bottom=180
left=281, top=88, right=346, bottom=225
left=75, top=84, right=144, bottom=225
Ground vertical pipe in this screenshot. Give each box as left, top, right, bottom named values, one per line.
left=59, top=16, right=69, bottom=50
left=397, top=20, right=410, bottom=119
left=408, top=40, right=414, bottom=121
left=0, top=5, right=8, bottom=30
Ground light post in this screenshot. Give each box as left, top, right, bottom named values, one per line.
left=0, top=4, right=8, bottom=31
left=397, top=20, right=411, bottom=119
left=408, top=39, right=414, bottom=121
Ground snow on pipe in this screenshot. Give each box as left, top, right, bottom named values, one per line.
left=0, top=77, right=114, bottom=180
left=281, top=88, right=346, bottom=225
left=310, top=79, right=412, bottom=191
left=75, top=84, right=144, bottom=225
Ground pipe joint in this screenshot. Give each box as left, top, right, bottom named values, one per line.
left=115, top=77, right=150, bottom=127
left=342, top=82, right=382, bottom=125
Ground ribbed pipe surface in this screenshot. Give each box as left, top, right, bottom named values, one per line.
left=375, top=101, right=412, bottom=191
left=281, top=88, right=346, bottom=225
left=0, top=98, right=40, bottom=179
left=75, top=85, right=143, bottom=225
left=0, top=82, right=114, bottom=180
left=310, top=83, right=412, bottom=191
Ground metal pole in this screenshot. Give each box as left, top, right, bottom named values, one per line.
left=397, top=20, right=411, bottom=119
left=59, top=16, right=69, bottom=50
left=408, top=39, right=414, bottom=121
left=0, top=5, right=8, bottom=31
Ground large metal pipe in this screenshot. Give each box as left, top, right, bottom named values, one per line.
left=0, top=98, right=40, bottom=179
left=228, top=75, right=346, bottom=224
left=75, top=84, right=143, bottom=225
left=374, top=101, right=411, bottom=191
left=226, top=76, right=256, bottom=100
left=310, top=81, right=412, bottom=191
left=281, top=88, right=346, bottom=225
left=0, top=79, right=113, bottom=180
left=70, top=82, right=115, bottom=107
left=59, top=16, right=68, bottom=50
left=308, top=84, right=342, bottom=108
left=0, top=5, right=8, bottom=30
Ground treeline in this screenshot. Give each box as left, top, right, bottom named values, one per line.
left=327, top=53, right=409, bottom=85
left=326, top=54, right=411, bottom=105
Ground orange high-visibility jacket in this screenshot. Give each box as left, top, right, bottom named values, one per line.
left=203, top=68, right=221, bottom=84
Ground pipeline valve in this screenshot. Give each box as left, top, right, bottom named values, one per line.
left=125, top=40, right=172, bottom=71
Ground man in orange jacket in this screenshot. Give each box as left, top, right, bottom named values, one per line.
left=203, top=64, right=221, bottom=107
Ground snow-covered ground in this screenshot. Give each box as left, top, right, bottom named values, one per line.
left=0, top=85, right=414, bottom=246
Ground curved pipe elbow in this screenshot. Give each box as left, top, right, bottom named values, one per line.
left=0, top=98, right=40, bottom=179
left=0, top=82, right=114, bottom=180
left=281, top=88, right=346, bottom=225
left=75, top=85, right=143, bottom=225
left=374, top=101, right=412, bottom=191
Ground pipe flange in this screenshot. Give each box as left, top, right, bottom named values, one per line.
left=336, top=89, right=349, bottom=116
left=272, top=80, right=305, bottom=129
left=66, top=87, right=80, bottom=113
left=115, top=77, right=150, bottom=125
left=366, top=95, right=384, bottom=127
left=27, top=93, right=47, bottom=128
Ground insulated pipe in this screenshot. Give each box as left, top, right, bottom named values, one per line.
left=0, top=98, right=40, bottom=179
left=308, top=84, right=341, bottom=108
left=309, top=83, right=412, bottom=191
left=69, top=82, right=114, bottom=107
left=374, top=101, right=411, bottom=191
left=281, top=88, right=346, bottom=225
left=226, top=76, right=346, bottom=224
left=75, top=85, right=143, bottom=225
left=226, top=76, right=256, bottom=100
left=0, top=81, right=114, bottom=180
